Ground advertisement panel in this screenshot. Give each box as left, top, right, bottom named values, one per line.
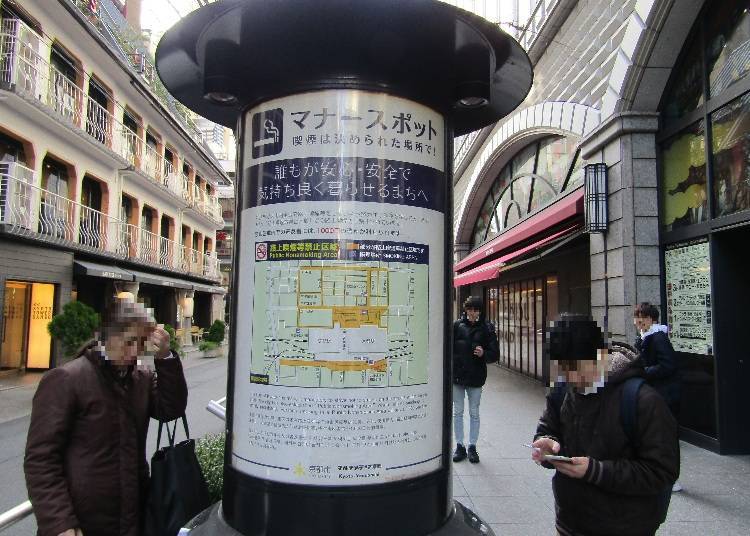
left=232, top=90, right=446, bottom=485
left=665, top=239, right=713, bottom=355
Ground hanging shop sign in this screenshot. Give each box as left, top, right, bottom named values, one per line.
left=664, top=238, right=713, bottom=355
left=232, top=90, right=445, bottom=485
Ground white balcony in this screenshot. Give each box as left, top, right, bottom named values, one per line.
left=1, top=18, right=223, bottom=220
left=1, top=164, right=220, bottom=282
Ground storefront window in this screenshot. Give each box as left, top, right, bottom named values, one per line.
left=662, top=37, right=704, bottom=120
left=660, top=120, right=708, bottom=231
left=471, top=136, right=581, bottom=247
left=711, top=93, right=750, bottom=216
left=707, top=0, right=750, bottom=98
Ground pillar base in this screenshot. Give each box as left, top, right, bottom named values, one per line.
left=179, top=500, right=494, bottom=536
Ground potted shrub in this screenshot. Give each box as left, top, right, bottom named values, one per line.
left=195, top=432, right=225, bottom=503
left=47, top=301, right=100, bottom=359
left=205, top=320, right=226, bottom=344
left=198, top=340, right=221, bottom=358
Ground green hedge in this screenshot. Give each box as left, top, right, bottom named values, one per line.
left=47, top=301, right=100, bottom=356
left=195, top=433, right=225, bottom=503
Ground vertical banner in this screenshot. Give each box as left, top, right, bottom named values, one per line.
left=232, top=90, right=445, bottom=485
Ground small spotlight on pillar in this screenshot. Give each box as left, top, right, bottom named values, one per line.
left=584, top=163, right=608, bottom=234
left=204, top=92, right=238, bottom=105
left=455, top=81, right=490, bottom=109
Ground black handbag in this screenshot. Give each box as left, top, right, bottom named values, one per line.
left=144, top=415, right=211, bottom=536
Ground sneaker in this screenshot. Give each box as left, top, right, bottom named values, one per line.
left=452, top=444, right=467, bottom=463
left=468, top=444, right=480, bottom=464
left=672, top=481, right=683, bottom=492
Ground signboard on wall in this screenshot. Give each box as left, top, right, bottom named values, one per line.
left=665, top=239, right=713, bottom=355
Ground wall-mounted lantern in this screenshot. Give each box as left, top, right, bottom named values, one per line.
left=584, top=163, right=608, bottom=234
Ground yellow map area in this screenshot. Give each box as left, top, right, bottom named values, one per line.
left=296, top=266, right=388, bottom=329
left=278, top=358, right=387, bottom=372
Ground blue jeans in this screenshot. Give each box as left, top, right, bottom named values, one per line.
left=453, top=384, right=482, bottom=446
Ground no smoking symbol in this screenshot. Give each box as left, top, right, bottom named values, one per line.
left=256, top=243, right=268, bottom=260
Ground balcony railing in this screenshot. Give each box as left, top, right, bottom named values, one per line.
left=518, top=0, right=560, bottom=51
left=163, top=161, right=183, bottom=199
left=143, top=143, right=162, bottom=183
left=1, top=18, right=225, bottom=225
left=1, top=166, right=220, bottom=281
left=67, top=0, right=206, bottom=147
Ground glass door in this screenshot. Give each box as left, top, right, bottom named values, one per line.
left=1, top=281, right=31, bottom=370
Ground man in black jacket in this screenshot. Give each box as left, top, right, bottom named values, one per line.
left=531, top=314, right=679, bottom=536
left=452, top=296, right=499, bottom=464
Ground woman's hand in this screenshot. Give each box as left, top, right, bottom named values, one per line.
left=151, top=325, right=172, bottom=359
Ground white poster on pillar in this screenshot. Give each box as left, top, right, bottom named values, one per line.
left=232, top=90, right=446, bottom=485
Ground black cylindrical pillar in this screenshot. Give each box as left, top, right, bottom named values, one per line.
left=223, top=89, right=453, bottom=535
left=156, top=2, right=532, bottom=535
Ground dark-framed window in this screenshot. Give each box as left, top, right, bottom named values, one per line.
left=470, top=136, right=581, bottom=248
left=659, top=0, right=750, bottom=239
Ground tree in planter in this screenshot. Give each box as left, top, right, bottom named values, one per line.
left=47, top=301, right=100, bottom=357
left=163, top=324, right=182, bottom=357
left=195, top=432, right=225, bottom=503
left=205, top=319, right=226, bottom=344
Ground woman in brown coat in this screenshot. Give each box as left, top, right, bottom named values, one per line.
left=24, top=299, right=188, bottom=536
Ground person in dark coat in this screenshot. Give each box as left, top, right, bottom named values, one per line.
left=531, top=314, right=679, bottom=536
left=452, top=296, right=498, bottom=464
left=25, top=298, right=188, bottom=536
left=632, top=302, right=680, bottom=415
left=633, top=301, right=682, bottom=492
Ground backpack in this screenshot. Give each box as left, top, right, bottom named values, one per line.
left=549, top=377, right=672, bottom=522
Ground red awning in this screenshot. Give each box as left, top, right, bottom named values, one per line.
left=455, top=187, right=584, bottom=272
left=453, top=224, right=581, bottom=287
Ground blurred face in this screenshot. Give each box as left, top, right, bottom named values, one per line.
left=104, top=324, right=148, bottom=366
left=633, top=315, right=653, bottom=332
left=465, top=307, right=480, bottom=323
left=550, top=349, right=609, bottom=390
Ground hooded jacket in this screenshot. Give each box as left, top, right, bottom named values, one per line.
left=635, top=324, right=680, bottom=412
left=534, top=356, right=680, bottom=536
left=452, top=312, right=499, bottom=387
left=24, top=341, right=188, bottom=536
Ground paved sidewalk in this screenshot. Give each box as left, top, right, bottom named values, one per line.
left=0, top=348, right=223, bottom=425
left=453, top=365, right=750, bottom=535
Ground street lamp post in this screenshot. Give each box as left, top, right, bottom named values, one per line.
left=156, top=1, right=531, bottom=534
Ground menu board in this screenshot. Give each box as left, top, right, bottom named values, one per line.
left=664, top=239, right=713, bottom=355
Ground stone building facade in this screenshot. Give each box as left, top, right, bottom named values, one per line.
left=454, top=0, right=749, bottom=453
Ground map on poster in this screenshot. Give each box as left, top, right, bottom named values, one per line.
left=250, top=257, right=428, bottom=388
left=665, top=239, right=713, bottom=355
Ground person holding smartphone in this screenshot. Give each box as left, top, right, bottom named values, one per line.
left=452, top=296, right=498, bottom=464
left=531, top=314, right=679, bottom=536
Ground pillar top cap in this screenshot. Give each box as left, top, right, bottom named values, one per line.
left=155, top=0, right=532, bottom=136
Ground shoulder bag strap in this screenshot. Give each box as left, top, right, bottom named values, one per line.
left=620, top=377, right=646, bottom=449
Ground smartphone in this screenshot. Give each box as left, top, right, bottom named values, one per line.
left=544, top=454, right=574, bottom=463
